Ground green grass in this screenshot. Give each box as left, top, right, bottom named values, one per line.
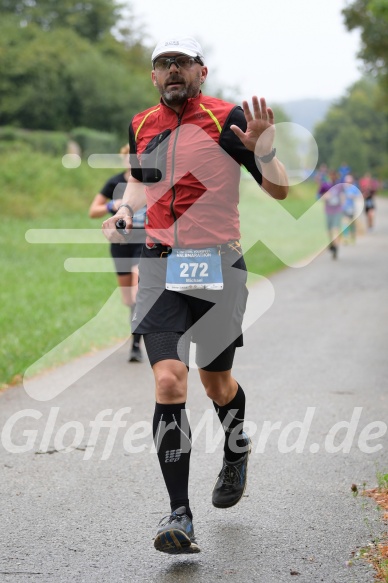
left=0, top=214, right=126, bottom=386
left=355, top=470, right=388, bottom=582
left=241, top=176, right=326, bottom=280
left=0, top=146, right=325, bottom=387
left=0, top=146, right=126, bottom=386
left=0, top=145, right=109, bottom=218
left=377, top=471, right=388, bottom=490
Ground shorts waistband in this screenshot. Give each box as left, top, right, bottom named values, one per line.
left=145, top=241, right=242, bottom=255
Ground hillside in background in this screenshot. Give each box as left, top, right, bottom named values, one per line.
left=278, top=98, right=333, bottom=133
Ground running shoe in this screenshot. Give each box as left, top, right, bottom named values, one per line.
left=329, top=243, right=338, bottom=259
left=212, top=433, right=252, bottom=508
left=154, top=506, right=200, bottom=554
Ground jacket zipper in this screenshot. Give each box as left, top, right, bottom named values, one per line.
left=169, top=104, right=187, bottom=247
left=154, top=132, right=165, bottom=182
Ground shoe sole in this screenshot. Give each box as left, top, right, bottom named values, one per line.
left=212, top=437, right=252, bottom=509
left=129, top=354, right=143, bottom=363
left=154, top=528, right=200, bottom=554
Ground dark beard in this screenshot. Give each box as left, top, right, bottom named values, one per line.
left=162, top=86, right=189, bottom=107
left=159, top=72, right=202, bottom=107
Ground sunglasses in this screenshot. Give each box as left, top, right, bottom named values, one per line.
left=153, top=55, right=203, bottom=71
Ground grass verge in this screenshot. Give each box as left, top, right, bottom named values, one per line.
left=350, top=473, right=388, bottom=582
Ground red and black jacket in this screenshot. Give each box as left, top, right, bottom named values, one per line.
left=129, top=93, right=262, bottom=248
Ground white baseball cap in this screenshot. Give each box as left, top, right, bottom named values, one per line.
left=152, top=35, right=205, bottom=63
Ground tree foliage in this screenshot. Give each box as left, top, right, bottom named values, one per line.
left=342, top=0, right=388, bottom=94
left=0, top=0, right=121, bottom=41
left=0, top=1, right=158, bottom=138
left=314, top=78, right=388, bottom=177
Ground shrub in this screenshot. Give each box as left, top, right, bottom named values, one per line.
left=69, top=127, right=120, bottom=158
left=0, top=126, right=69, bottom=156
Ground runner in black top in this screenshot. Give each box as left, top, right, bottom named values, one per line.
left=89, top=144, right=146, bottom=362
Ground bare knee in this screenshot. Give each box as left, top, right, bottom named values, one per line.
left=200, top=370, right=237, bottom=406
left=154, top=361, right=188, bottom=404
left=202, top=378, right=225, bottom=401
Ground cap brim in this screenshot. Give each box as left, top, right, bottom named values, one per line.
left=152, top=48, right=198, bottom=61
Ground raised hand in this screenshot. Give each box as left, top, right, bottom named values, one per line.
left=231, top=96, right=275, bottom=156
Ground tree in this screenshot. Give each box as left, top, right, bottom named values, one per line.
left=68, top=52, right=157, bottom=136
left=0, top=11, right=156, bottom=133
left=314, top=109, right=346, bottom=168
left=0, top=19, right=88, bottom=129
left=342, top=0, right=388, bottom=93
left=0, top=0, right=122, bottom=42
left=314, top=78, right=388, bottom=177
left=330, top=125, right=368, bottom=175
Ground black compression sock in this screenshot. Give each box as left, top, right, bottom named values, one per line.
left=213, top=384, right=247, bottom=463
left=153, top=402, right=193, bottom=520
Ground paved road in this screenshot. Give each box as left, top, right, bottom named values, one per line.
left=1, top=199, right=388, bottom=583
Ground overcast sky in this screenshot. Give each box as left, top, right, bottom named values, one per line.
left=129, top=0, right=362, bottom=104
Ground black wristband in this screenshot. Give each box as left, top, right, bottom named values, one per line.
left=117, top=203, right=134, bottom=217
left=256, top=147, right=276, bottom=163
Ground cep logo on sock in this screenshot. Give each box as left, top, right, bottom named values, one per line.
left=165, top=449, right=182, bottom=463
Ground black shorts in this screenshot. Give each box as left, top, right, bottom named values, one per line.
left=132, top=242, right=248, bottom=370
left=110, top=242, right=144, bottom=276
left=364, top=197, right=375, bottom=213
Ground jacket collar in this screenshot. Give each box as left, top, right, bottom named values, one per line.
left=159, top=92, right=203, bottom=115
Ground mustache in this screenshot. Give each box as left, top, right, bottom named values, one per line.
left=165, top=75, right=185, bottom=86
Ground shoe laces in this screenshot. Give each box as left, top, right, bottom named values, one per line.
left=220, top=462, right=241, bottom=486
left=158, top=510, right=186, bottom=527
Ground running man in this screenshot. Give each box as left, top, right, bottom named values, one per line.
left=102, top=35, right=288, bottom=554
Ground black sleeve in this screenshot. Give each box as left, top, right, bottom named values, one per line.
left=128, top=121, right=143, bottom=182
left=100, top=176, right=117, bottom=200
left=100, top=173, right=126, bottom=200
left=219, top=106, right=262, bottom=185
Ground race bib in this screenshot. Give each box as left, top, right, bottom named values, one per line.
left=166, top=248, right=223, bottom=291
left=327, top=194, right=341, bottom=206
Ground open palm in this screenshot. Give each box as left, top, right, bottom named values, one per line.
left=231, top=96, right=275, bottom=155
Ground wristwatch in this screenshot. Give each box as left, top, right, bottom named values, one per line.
left=256, top=148, right=276, bottom=163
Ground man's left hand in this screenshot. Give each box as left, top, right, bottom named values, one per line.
left=231, top=96, right=275, bottom=155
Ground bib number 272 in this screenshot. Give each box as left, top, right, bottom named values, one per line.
left=180, top=262, right=208, bottom=278
left=166, top=248, right=223, bottom=291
